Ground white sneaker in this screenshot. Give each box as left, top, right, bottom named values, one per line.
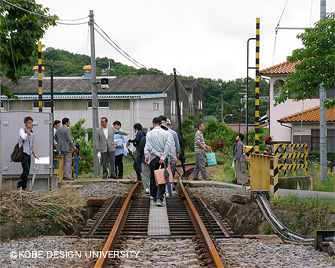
left=165, top=192, right=170, bottom=198
left=145, top=189, right=150, bottom=194
left=155, top=200, right=163, bottom=207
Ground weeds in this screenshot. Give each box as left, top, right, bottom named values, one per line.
left=0, top=188, right=84, bottom=233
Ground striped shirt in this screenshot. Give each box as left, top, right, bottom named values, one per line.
left=194, top=130, right=205, bottom=154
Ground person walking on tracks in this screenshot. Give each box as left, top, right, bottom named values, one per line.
left=113, top=120, right=127, bottom=179
left=96, top=117, right=128, bottom=179
left=127, top=123, right=146, bottom=182
left=145, top=117, right=173, bottom=206
left=193, top=123, right=211, bottom=181
left=55, top=118, right=75, bottom=181
left=17, top=116, right=39, bottom=190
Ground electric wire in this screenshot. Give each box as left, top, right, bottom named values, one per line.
left=272, top=0, right=289, bottom=66
left=94, top=22, right=146, bottom=69
left=94, top=27, right=143, bottom=69
left=2, top=0, right=88, bottom=24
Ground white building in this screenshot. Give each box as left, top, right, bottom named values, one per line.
left=260, top=61, right=334, bottom=148
left=1, top=73, right=205, bottom=139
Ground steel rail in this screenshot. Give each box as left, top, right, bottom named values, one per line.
left=94, top=182, right=140, bottom=268
left=179, top=179, right=225, bottom=268
left=199, top=196, right=231, bottom=238
left=86, top=197, right=117, bottom=237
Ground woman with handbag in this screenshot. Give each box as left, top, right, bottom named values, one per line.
left=17, top=116, right=39, bottom=191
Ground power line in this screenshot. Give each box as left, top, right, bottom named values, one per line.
left=94, top=22, right=146, bottom=69
left=2, top=0, right=88, bottom=24
left=94, top=27, right=143, bottom=69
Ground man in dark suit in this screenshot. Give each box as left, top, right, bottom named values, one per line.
left=55, top=118, right=75, bottom=180
left=96, top=117, right=128, bottom=179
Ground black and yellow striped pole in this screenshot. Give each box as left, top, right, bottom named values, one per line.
left=254, top=18, right=260, bottom=154
left=38, top=41, right=43, bottom=112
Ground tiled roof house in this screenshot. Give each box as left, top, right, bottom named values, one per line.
left=260, top=61, right=334, bottom=152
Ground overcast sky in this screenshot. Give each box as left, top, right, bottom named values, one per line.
left=38, top=0, right=335, bottom=81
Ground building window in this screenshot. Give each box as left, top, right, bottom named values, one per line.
left=328, top=129, right=335, bottom=152
left=88, top=100, right=110, bottom=108
left=311, top=129, right=320, bottom=152
left=180, top=101, right=183, bottom=115
left=311, top=129, right=335, bottom=152
left=153, top=102, right=159, bottom=111
left=198, top=100, right=203, bottom=110
left=171, top=100, right=176, bottom=115
left=33, top=101, right=53, bottom=108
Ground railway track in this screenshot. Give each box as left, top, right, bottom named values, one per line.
left=80, top=165, right=236, bottom=267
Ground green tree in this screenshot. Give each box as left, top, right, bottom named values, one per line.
left=276, top=13, right=335, bottom=108
left=0, top=0, right=57, bottom=95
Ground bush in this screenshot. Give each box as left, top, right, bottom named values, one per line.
left=307, top=151, right=335, bottom=169
left=69, top=119, right=93, bottom=174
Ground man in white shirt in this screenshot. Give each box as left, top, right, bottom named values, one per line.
left=145, top=117, right=174, bottom=206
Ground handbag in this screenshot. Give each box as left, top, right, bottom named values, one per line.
left=205, top=151, right=217, bottom=166
left=10, top=141, right=24, bottom=162
left=154, top=166, right=173, bottom=186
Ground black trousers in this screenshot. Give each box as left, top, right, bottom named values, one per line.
left=149, top=157, right=165, bottom=202
left=115, top=154, right=124, bottom=178
left=18, top=153, right=31, bottom=189
left=133, top=157, right=142, bottom=180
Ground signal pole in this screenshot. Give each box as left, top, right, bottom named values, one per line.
left=89, top=10, right=99, bottom=177
left=254, top=18, right=260, bottom=154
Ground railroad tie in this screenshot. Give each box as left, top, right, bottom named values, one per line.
left=147, top=199, right=171, bottom=236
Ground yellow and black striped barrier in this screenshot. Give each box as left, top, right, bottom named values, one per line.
left=38, top=41, right=43, bottom=112
left=273, top=144, right=308, bottom=176
left=245, top=146, right=254, bottom=158
left=270, top=158, right=279, bottom=199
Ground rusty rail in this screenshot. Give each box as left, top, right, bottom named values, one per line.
left=94, top=182, right=140, bottom=268
left=179, top=179, right=225, bottom=268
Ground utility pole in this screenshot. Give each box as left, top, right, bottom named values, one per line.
left=221, top=95, right=223, bottom=122
left=89, top=10, right=99, bottom=177
left=173, top=68, right=186, bottom=173
left=320, top=0, right=327, bottom=180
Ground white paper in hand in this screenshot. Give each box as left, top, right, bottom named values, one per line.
left=35, top=157, right=50, bottom=165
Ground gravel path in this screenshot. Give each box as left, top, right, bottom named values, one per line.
left=217, top=238, right=334, bottom=268
left=188, top=186, right=240, bottom=207
left=79, top=181, right=134, bottom=202
left=0, top=237, right=105, bottom=268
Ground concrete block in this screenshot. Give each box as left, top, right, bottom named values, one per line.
left=231, top=193, right=249, bottom=204
left=278, top=176, right=312, bottom=190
